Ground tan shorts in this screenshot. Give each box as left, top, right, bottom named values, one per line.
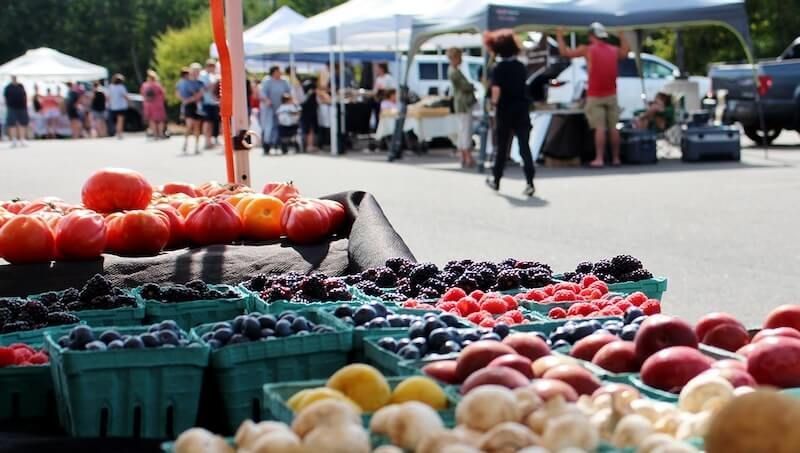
left=585, top=95, right=620, bottom=130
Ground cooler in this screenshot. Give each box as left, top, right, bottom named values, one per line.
left=680, top=125, right=741, bottom=162
left=620, top=128, right=658, bottom=164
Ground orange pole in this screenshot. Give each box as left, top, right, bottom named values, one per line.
left=210, top=0, right=236, bottom=183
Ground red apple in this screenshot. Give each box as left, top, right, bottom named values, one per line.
left=542, top=364, right=602, bottom=395
left=700, top=368, right=757, bottom=388
left=502, top=333, right=551, bottom=362
left=702, top=323, right=750, bottom=352
left=455, top=341, right=517, bottom=382
left=736, top=343, right=758, bottom=358
left=695, top=312, right=743, bottom=343
left=764, top=305, right=800, bottom=332
left=592, top=341, right=640, bottom=373
left=527, top=378, right=579, bottom=402
left=488, top=354, right=534, bottom=379
left=460, top=366, right=530, bottom=394
left=713, top=359, right=748, bottom=371
left=635, top=315, right=699, bottom=361
left=747, top=336, right=800, bottom=388
left=570, top=333, right=620, bottom=361
left=640, top=346, right=713, bottom=393
left=422, top=360, right=459, bottom=384
left=752, top=327, right=800, bottom=343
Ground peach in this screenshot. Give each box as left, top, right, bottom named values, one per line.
left=570, top=333, right=620, bottom=362
left=592, top=341, right=640, bottom=373
left=502, top=333, right=551, bottom=362
left=460, top=367, right=530, bottom=394
left=488, top=354, right=534, bottom=379
left=542, top=364, right=601, bottom=395
left=455, top=341, right=517, bottom=382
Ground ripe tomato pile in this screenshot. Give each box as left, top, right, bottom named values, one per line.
left=0, top=168, right=345, bottom=263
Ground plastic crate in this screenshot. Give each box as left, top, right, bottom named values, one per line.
left=191, top=310, right=353, bottom=431
left=30, top=290, right=145, bottom=327
left=134, top=285, right=249, bottom=330
left=44, top=326, right=210, bottom=438
left=263, top=376, right=459, bottom=427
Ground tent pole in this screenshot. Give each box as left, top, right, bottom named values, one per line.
left=634, top=30, right=647, bottom=111
left=329, top=30, right=339, bottom=156
left=388, top=19, right=405, bottom=161
left=339, top=28, right=346, bottom=148
left=477, top=46, right=490, bottom=173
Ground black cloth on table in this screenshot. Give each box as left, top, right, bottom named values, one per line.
left=540, top=113, right=595, bottom=163
left=0, top=191, right=416, bottom=297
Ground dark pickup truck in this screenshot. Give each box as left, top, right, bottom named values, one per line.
left=709, top=37, right=800, bottom=144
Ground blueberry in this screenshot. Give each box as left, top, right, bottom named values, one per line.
left=275, top=319, right=293, bottom=337
left=423, top=319, right=447, bottom=336
left=387, top=315, right=405, bottom=327
left=461, top=340, right=473, bottom=348
left=257, top=315, right=277, bottom=330
left=602, top=320, right=623, bottom=330
left=69, top=325, right=95, bottom=349
left=333, top=305, right=353, bottom=318
left=140, top=333, right=161, bottom=348
left=355, top=325, right=366, bottom=331
left=427, top=328, right=451, bottom=351
left=408, top=321, right=426, bottom=339
left=532, top=331, right=548, bottom=343
left=207, top=339, right=222, bottom=349
left=123, top=336, right=145, bottom=349
left=445, top=327, right=462, bottom=343
left=371, top=303, right=389, bottom=318
left=423, top=314, right=438, bottom=322
left=410, top=337, right=428, bottom=355
left=438, top=313, right=461, bottom=327
left=440, top=340, right=461, bottom=354
left=549, top=326, right=569, bottom=343
left=157, top=329, right=180, bottom=346
left=261, top=328, right=275, bottom=338
left=202, top=331, right=214, bottom=342
left=399, top=315, right=414, bottom=327
left=368, top=317, right=389, bottom=328
left=493, top=323, right=510, bottom=339
left=229, top=333, right=250, bottom=344
left=396, top=338, right=411, bottom=351
left=158, top=320, right=179, bottom=332
left=624, top=308, right=645, bottom=324
left=85, top=340, right=107, bottom=351
left=632, top=316, right=648, bottom=325
left=462, top=331, right=481, bottom=342
left=480, top=332, right=502, bottom=342
left=377, top=337, right=398, bottom=352
left=107, top=340, right=124, bottom=349
left=296, top=331, right=309, bottom=336
left=313, top=325, right=334, bottom=333
left=242, top=317, right=262, bottom=340
left=572, top=322, right=596, bottom=341
left=340, top=316, right=354, bottom=325
left=553, top=339, right=571, bottom=349
left=179, top=339, right=190, bottom=346
left=605, top=325, right=622, bottom=335
left=353, top=306, right=377, bottom=325
left=212, top=322, right=231, bottom=331
left=232, top=315, right=248, bottom=333
left=621, top=324, right=638, bottom=341
left=148, top=324, right=160, bottom=333
left=587, top=320, right=603, bottom=330
left=398, top=345, right=421, bottom=359
left=57, top=335, right=70, bottom=348
left=291, top=317, right=310, bottom=332
left=99, top=330, right=121, bottom=344
left=279, top=311, right=298, bottom=320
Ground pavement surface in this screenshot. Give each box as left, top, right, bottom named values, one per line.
left=1, top=131, right=799, bottom=326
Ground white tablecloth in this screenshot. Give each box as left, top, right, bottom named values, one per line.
left=375, top=114, right=459, bottom=143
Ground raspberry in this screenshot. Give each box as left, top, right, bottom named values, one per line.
left=526, top=289, right=548, bottom=301
left=403, top=300, right=419, bottom=308
left=8, top=343, right=34, bottom=351
left=506, top=310, right=524, bottom=323
left=567, top=302, right=595, bottom=317
left=614, top=300, right=633, bottom=312
left=479, top=318, right=497, bottom=328
left=437, top=301, right=457, bottom=312
left=456, top=297, right=480, bottom=316
left=641, top=300, right=661, bottom=315
left=448, top=307, right=463, bottom=316
left=599, top=306, right=625, bottom=317
left=481, top=298, right=507, bottom=315
left=28, top=352, right=48, bottom=365
left=542, top=285, right=555, bottom=296
left=595, top=299, right=613, bottom=309
left=469, top=290, right=485, bottom=301
left=480, top=292, right=500, bottom=303
left=606, top=295, right=624, bottom=303
left=501, top=295, right=518, bottom=310
left=626, top=292, right=648, bottom=307
left=0, top=348, right=15, bottom=367
left=13, top=348, right=33, bottom=364
left=442, top=287, right=467, bottom=302
left=553, top=290, right=577, bottom=302
left=496, top=316, right=516, bottom=326
left=466, top=312, right=485, bottom=324
left=416, top=303, right=437, bottom=310
left=580, top=274, right=600, bottom=289
left=555, top=282, right=581, bottom=293
left=588, top=281, right=609, bottom=295
left=580, top=288, right=603, bottom=300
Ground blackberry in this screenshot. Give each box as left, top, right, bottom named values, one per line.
left=246, top=274, right=268, bottom=291
left=373, top=268, right=398, bottom=288
left=520, top=269, right=552, bottom=288
left=47, top=312, right=80, bottom=326
left=499, top=258, right=518, bottom=270
left=0, top=307, right=11, bottom=324
left=443, top=261, right=466, bottom=275
left=561, top=272, right=577, bottom=283
left=395, top=282, right=414, bottom=298
left=592, top=260, right=615, bottom=276
left=494, top=269, right=521, bottom=291
left=160, top=286, right=202, bottom=303
left=596, top=273, right=619, bottom=284
left=327, top=287, right=352, bottom=301
left=59, top=288, right=80, bottom=304
left=299, top=274, right=327, bottom=300
left=261, top=285, right=292, bottom=302
left=89, top=295, right=115, bottom=309
left=568, top=273, right=585, bottom=284
left=140, top=283, right=161, bottom=300
left=621, top=269, right=653, bottom=282
left=385, top=257, right=413, bottom=273
left=530, top=262, right=553, bottom=273
left=355, top=281, right=383, bottom=297
left=439, top=271, right=461, bottom=286
left=0, top=298, right=26, bottom=316
left=290, top=291, right=310, bottom=304
left=360, top=268, right=379, bottom=282
left=324, top=278, right=347, bottom=291
left=342, top=274, right=362, bottom=286
left=418, top=287, right=441, bottom=299
left=409, top=263, right=439, bottom=284
left=611, top=255, right=643, bottom=276
left=575, top=261, right=593, bottom=274
left=38, top=292, right=60, bottom=306
left=396, top=263, right=414, bottom=278
left=79, top=274, right=112, bottom=302
left=112, top=295, right=137, bottom=308
left=185, top=280, right=209, bottom=295
left=23, top=300, right=48, bottom=322
left=48, top=303, right=68, bottom=313
left=453, top=274, right=478, bottom=293
left=424, top=278, right=447, bottom=294
left=473, top=267, right=497, bottom=290
left=2, top=321, right=31, bottom=333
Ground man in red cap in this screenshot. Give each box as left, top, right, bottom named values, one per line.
left=557, top=23, right=630, bottom=167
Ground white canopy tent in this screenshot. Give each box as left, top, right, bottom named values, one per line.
left=0, top=47, right=108, bottom=82
left=209, top=5, right=305, bottom=58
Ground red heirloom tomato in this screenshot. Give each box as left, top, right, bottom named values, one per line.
left=160, top=182, right=198, bottom=198
left=316, top=199, right=345, bottom=231
left=184, top=200, right=242, bottom=245
left=280, top=198, right=332, bottom=244
left=203, top=182, right=253, bottom=198
left=262, top=181, right=300, bottom=202
left=0, top=210, right=13, bottom=229
left=0, top=215, right=56, bottom=263
left=1, top=199, right=29, bottom=214
left=55, top=210, right=107, bottom=260
left=82, top=168, right=153, bottom=212
left=105, top=209, right=170, bottom=255
left=153, top=204, right=186, bottom=248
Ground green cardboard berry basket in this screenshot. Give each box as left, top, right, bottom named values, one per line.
left=262, top=375, right=459, bottom=427
left=133, top=284, right=249, bottom=330
left=363, top=334, right=454, bottom=377
left=30, top=289, right=145, bottom=327
left=608, top=277, right=668, bottom=300
left=44, top=326, right=210, bottom=438
left=190, top=309, right=353, bottom=431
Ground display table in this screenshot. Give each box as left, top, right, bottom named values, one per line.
left=0, top=191, right=415, bottom=297
left=375, top=109, right=459, bottom=144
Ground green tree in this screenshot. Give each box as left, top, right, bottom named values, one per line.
left=153, top=12, right=213, bottom=107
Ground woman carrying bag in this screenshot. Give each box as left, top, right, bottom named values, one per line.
left=447, top=47, right=477, bottom=168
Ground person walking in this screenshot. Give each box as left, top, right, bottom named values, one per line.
left=300, top=78, right=320, bottom=153
left=447, top=48, right=477, bottom=168
left=40, top=88, right=59, bottom=138
left=557, top=23, right=629, bottom=167
left=259, top=66, right=291, bottom=155
left=140, top=70, right=168, bottom=140
left=90, top=82, right=107, bottom=138
left=3, top=76, right=29, bottom=147
left=108, top=74, right=129, bottom=140
left=199, top=59, right=220, bottom=149
left=373, top=63, right=396, bottom=91
left=65, top=81, right=82, bottom=139
left=485, top=30, right=536, bottom=196
left=176, top=64, right=205, bottom=154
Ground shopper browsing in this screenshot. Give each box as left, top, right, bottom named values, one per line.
left=557, top=23, right=630, bottom=168
left=108, top=74, right=130, bottom=140
left=447, top=47, right=477, bottom=168
left=199, top=59, right=220, bottom=149
left=259, top=66, right=291, bottom=155
left=3, top=76, right=29, bottom=148
left=176, top=64, right=205, bottom=154
left=276, top=93, right=300, bottom=154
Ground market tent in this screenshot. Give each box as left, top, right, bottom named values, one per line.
left=0, top=47, right=108, bottom=82
left=209, top=5, right=306, bottom=58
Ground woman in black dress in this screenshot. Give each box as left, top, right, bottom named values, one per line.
left=485, top=29, right=536, bottom=196
left=300, top=78, right=319, bottom=152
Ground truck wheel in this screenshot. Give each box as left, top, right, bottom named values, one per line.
left=744, top=127, right=782, bottom=145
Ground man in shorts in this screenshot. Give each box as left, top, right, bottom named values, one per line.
left=176, top=64, right=205, bottom=154
left=3, top=76, right=29, bottom=148
left=557, top=23, right=629, bottom=167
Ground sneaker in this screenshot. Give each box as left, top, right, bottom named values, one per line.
left=523, top=184, right=536, bottom=197
left=485, top=178, right=499, bottom=191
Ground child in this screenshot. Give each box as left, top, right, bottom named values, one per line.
left=276, top=93, right=300, bottom=154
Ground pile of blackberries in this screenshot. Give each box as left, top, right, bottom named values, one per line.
left=36, top=274, right=137, bottom=313
left=57, top=321, right=199, bottom=351
left=139, top=281, right=240, bottom=303
left=244, top=272, right=352, bottom=304
left=0, top=296, right=80, bottom=334
left=199, top=311, right=336, bottom=349
left=563, top=255, right=653, bottom=284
